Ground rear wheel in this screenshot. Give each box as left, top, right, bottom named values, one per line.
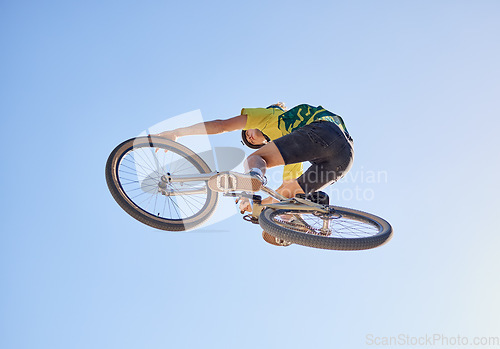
left=259, top=206, right=392, bottom=250
left=105, top=136, right=219, bottom=231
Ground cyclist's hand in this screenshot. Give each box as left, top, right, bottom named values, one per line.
left=155, top=130, right=178, bottom=141
left=153, top=131, right=178, bottom=153
left=237, top=197, right=252, bottom=213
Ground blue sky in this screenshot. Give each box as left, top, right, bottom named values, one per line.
left=1, top=1, right=500, bottom=348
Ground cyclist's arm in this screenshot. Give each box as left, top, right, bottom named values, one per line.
left=157, top=114, right=247, bottom=139
left=263, top=179, right=303, bottom=203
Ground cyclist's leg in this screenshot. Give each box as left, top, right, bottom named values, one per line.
left=297, top=154, right=353, bottom=194
left=239, top=121, right=353, bottom=192
left=272, top=121, right=354, bottom=194
left=244, top=141, right=285, bottom=175
left=208, top=142, right=286, bottom=192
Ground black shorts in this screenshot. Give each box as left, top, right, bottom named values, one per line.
left=273, top=121, right=354, bottom=194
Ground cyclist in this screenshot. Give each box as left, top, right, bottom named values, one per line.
left=156, top=103, right=354, bottom=245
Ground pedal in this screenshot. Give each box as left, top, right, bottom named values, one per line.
left=216, top=172, right=237, bottom=192
left=208, top=171, right=263, bottom=193
left=243, top=214, right=259, bottom=224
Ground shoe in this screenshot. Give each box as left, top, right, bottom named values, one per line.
left=262, top=231, right=292, bottom=247
left=295, top=191, right=329, bottom=205
left=208, top=171, right=265, bottom=192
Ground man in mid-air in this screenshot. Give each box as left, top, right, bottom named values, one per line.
left=157, top=103, right=354, bottom=246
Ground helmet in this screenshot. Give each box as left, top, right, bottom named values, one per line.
left=241, top=130, right=271, bottom=149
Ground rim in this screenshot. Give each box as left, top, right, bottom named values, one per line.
left=270, top=209, right=383, bottom=239
left=115, top=142, right=212, bottom=222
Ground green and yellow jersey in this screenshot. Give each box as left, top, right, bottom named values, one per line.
left=241, top=104, right=351, bottom=181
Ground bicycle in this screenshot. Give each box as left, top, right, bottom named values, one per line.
left=105, top=136, right=393, bottom=250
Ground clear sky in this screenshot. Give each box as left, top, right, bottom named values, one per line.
left=1, top=1, right=500, bottom=348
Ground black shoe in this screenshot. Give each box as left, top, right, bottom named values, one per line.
left=295, top=191, right=329, bottom=205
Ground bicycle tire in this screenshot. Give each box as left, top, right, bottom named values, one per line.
left=259, top=206, right=393, bottom=250
left=105, top=136, right=219, bottom=231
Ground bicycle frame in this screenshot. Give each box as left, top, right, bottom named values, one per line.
left=163, top=172, right=331, bottom=219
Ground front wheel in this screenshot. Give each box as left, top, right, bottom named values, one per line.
left=105, top=136, right=219, bottom=231
left=259, top=206, right=393, bottom=250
